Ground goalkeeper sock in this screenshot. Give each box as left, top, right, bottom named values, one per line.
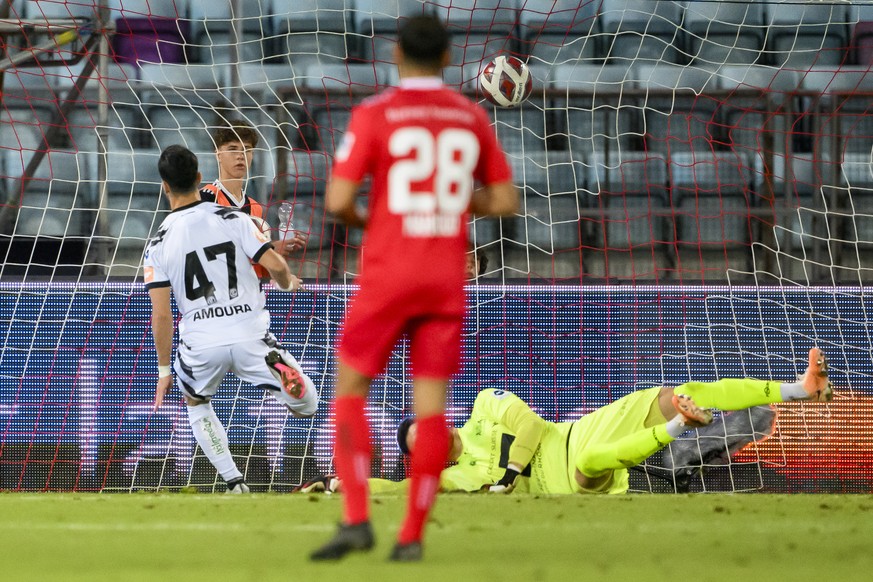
left=675, top=378, right=783, bottom=411
left=333, top=396, right=371, bottom=526
left=577, top=424, right=674, bottom=479
left=398, top=413, right=448, bottom=545
left=187, top=403, right=242, bottom=483
left=779, top=381, right=811, bottom=401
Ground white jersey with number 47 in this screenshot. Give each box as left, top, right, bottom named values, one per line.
left=143, top=200, right=274, bottom=349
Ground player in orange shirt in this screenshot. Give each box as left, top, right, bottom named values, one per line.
left=199, top=119, right=306, bottom=280
left=309, top=14, right=518, bottom=562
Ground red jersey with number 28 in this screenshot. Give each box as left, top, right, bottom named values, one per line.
left=332, top=77, right=512, bottom=311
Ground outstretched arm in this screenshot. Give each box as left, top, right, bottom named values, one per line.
left=469, top=181, right=518, bottom=217
left=258, top=247, right=302, bottom=291
left=326, top=177, right=367, bottom=228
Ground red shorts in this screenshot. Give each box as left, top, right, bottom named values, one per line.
left=338, top=281, right=464, bottom=379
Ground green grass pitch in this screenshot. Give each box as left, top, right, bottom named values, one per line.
left=2, top=492, right=872, bottom=581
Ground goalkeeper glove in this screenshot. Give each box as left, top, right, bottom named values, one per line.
left=488, top=464, right=522, bottom=493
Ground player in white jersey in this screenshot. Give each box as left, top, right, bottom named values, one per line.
left=145, top=145, right=318, bottom=493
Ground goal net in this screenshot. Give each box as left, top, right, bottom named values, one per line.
left=1, top=0, right=871, bottom=492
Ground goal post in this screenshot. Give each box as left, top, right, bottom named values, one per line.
left=0, top=0, right=871, bottom=493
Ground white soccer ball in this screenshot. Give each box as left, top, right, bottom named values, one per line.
left=249, top=214, right=272, bottom=243
left=479, top=55, right=533, bottom=108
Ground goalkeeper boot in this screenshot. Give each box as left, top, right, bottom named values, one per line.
left=800, top=347, right=833, bottom=402
left=294, top=474, right=341, bottom=494
left=310, top=522, right=375, bottom=561
left=265, top=350, right=306, bottom=399
left=226, top=478, right=250, bottom=494
left=672, top=393, right=713, bottom=428
left=388, top=541, right=423, bottom=562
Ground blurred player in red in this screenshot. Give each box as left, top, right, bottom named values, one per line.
left=309, top=14, right=518, bottom=562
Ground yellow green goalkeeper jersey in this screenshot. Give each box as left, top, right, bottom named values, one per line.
left=439, top=389, right=577, bottom=494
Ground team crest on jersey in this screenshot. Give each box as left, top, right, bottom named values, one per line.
left=491, top=390, right=508, bottom=399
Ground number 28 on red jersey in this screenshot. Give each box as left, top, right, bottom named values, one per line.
left=386, top=127, right=479, bottom=237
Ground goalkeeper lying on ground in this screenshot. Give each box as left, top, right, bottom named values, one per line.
left=304, top=348, right=831, bottom=495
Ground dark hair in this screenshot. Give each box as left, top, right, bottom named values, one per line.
left=158, top=145, right=199, bottom=193
left=476, top=249, right=489, bottom=275
left=212, top=118, right=259, bottom=149
left=396, top=417, right=415, bottom=455
left=398, top=13, right=450, bottom=68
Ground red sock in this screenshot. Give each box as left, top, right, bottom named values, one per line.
left=398, top=413, right=449, bottom=544
left=332, top=396, right=371, bottom=525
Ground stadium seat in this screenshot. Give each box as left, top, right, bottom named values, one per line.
left=5, top=149, right=92, bottom=241
left=840, top=152, right=873, bottom=189
left=0, top=109, right=49, bottom=153
left=6, top=0, right=26, bottom=18
left=107, top=0, right=184, bottom=19
left=13, top=191, right=83, bottom=238
left=112, top=15, right=190, bottom=66
left=715, top=65, right=802, bottom=159
left=303, top=64, right=388, bottom=153
left=853, top=22, right=873, bottom=66
left=631, top=63, right=721, bottom=156
left=682, top=0, right=766, bottom=68
left=670, top=151, right=754, bottom=247
left=511, top=150, right=583, bottom=196
left=552, top=63, right=641, bottom=163
left=353, top=0, right=426, bottom=63
left=188, top=0, right=273, bottom=64
left=518, top=0, right=599, bottom=66
left=279, top=149, right=333, bottom=250
left=25, top=0, right=97, bottom=19
left=1, top=67, right=56, bottom=96
left=238, top=63, right=301, bottom=105
left=763, top=152, right=824, bottom=254
left=488, top=103, right=549, bottom=158
left=134, top=63, right=227, bottom=105
left=509, top=151, right=585, bottom=253
left=429, top=0, right=518, bottom=68
left=517, top=192, right=583, bottom=254
left=66, top=105, right=145, bottom=152
left=98, top=152, right=168, bottom=256
left=468, top=216, right=501, bottom=247
left=764, top=2, right=852, bottom=68
left=585, top=152, right=670, bottom=250
left=286, top=149, right=330, bottom=198
left=273, top=0, right=353, bottom=72
left=598, top=0, right=684, bottom=65
left=142, top=104, right=213, bottom=152
left=799, top=66, right=873, bottom=155
left=98, top=150, right=162, bottom=196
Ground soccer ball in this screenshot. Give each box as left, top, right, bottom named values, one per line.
left=249, top=214, right=272, bottom=244
left=479, top=55, right=533, bottom=108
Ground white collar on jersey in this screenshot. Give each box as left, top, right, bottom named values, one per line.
left=399, top=76, right=444, bottom=89
left=213, top=179, right=246, bottom=207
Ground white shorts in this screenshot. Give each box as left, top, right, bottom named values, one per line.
left=173, top=333, right=317, bottom=417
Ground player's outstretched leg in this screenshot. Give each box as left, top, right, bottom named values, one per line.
left=674, top=348, right=832, bottom=411
left=576, top=392, right=713, bottom=491
left=265, top=350, right=306, bottom=399
left=310, top=522, right=375, bottom=561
